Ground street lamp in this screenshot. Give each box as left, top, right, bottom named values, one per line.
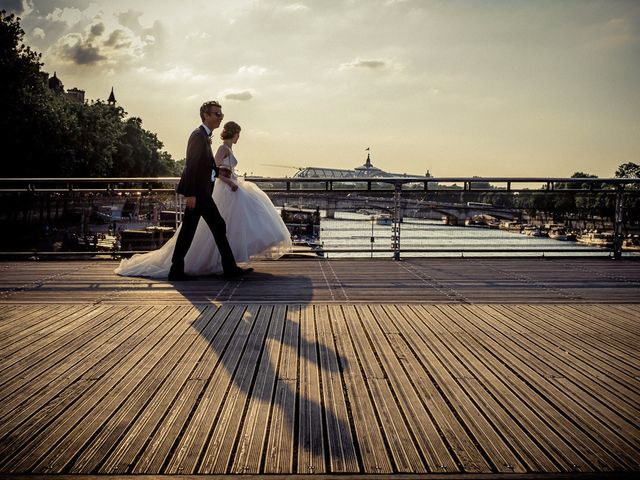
left=370, top=215, right=375, bottom=258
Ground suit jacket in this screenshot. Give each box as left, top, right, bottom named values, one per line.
left=176, top=126, right=219, bottom=200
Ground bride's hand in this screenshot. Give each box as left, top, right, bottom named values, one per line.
left=230, top=183, right=238, bottom=192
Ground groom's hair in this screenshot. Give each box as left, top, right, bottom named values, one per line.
left=200, top=100, right=222, bottom=121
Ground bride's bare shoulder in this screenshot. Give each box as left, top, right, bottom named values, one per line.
left=214, top=145, right=229, bottom=163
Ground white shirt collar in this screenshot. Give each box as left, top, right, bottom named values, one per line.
left=201, top=123, right=212, bottom=136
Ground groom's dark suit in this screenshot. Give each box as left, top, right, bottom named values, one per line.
left=170, top=125, right=238, bottom=276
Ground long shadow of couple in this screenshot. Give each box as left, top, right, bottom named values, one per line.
left=169, top=270, right=358, bottom=475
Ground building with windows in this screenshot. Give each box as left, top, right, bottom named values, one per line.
left=66, top=87, right=85, bottom=103
left=293, top=152, right=430, bottom=180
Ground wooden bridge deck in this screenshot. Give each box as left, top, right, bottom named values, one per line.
left=0, top=258, right=638, bottom=479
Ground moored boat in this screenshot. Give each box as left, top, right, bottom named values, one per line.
left=623, top=235, right=640, bottom=251
left=548, top=227, right=569, bottom=241
left=499, top=221, right=523, bottom=233
left=576, top=231, right=614, bottom=248
left=374, top=213, right=393, bottom=226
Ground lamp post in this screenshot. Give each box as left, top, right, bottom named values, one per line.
left=370, top=215, right=375, bottom=258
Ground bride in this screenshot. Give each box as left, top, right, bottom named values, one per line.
left=115, top=121, right=292, bottom=278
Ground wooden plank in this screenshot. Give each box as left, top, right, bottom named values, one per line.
left=563, top=304, right=640, bottom=350
left=131, top=304, right=246, bottom=474
left=2, top=259, right=640, bottom=305
left=363, top=305, right=459, bottom=472
left=95, top=304, right=230, bottom=474
left=549, top=304, right=640, bottom=355
left=263, top=305, right=300, bottom=474
left=478, top=310, right=639, bottom=451
left=522, top=304, right=640, bottom=378
left=398, top=305, right=531, bottom=473
left=231, top=304, right=287, bottom=474
left=422, top=304, right=589, bottom=471
left=508, top=304, right=640, bottom=386
left=296, top=304, right=325, bottom=474
left=0, top=304, right=52, bottom=334
left=0, top=304, right=88, bottom=354
left=164, top=305, right=261, bottom=474
left=315, top=305, right=358, bottom=472
left=350, top=305, right=426, bottom=473
left=68, top=305, right=217, bottom=473
left=379, top=305, right=496, bottom=473
left=437, top=304, right=637, bottom=471
left=0, top=304, right=130, bottom=405
left=334, top=305, right=392, bottom=474
left=490, top=304, right=640, bottom=414
left=0, top=305, right=187, bottom=473
left=0, top=305, right=160, bottom=443
left=198, top=305, right=274, bottom=474
left=28, top=305, right=198, bottom=474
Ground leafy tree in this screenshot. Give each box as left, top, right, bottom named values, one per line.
left=615, top=162, right=640, bottom=179
left=0, top=10, right=52, bottom=176
left=1, top=10, right=180, bottom=178
left=614, top=162, right=640, bottom=226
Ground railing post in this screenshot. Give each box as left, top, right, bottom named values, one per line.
left=613, top=184, right=625, bottom=260
left=175, top=190, right=182, bottom=226
left=392, top=184, right=402, bottom=260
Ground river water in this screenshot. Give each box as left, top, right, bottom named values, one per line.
left=319, top=212, right=619, bottom=258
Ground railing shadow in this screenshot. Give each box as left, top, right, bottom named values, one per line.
left=170, top=273, right=357, bottom=474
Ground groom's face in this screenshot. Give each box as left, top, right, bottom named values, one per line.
left=204, top=105, right=224, bottom=130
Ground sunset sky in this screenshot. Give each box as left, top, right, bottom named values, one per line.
left=5, top=0, right=640, bottom=178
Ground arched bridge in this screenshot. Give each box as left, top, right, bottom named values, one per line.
left=268, top=192, right=519, bottom=223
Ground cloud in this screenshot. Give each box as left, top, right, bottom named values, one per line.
left=104, top=29, right=131, bottom=49
left=117, top=9, right=144, bottom=34
left=89, top=22, right=104, bottom=38
left=46, top=7, right=83, bottom=27
left=2, top=0, right=24, bottom=15
left=56, top=33, right=106, bottom=65
left=223, top=90, right=254, bottom=101
left=237, top=65, right=268, bottom=76
left=185, top=31, right=211, bottom=40
left=340, top=58, right=388, bottom=70
left=32, top=27, right=46, bottom=39
left=283, top=3, right=309, bottom=12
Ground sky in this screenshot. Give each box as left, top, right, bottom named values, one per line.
left=4, top=0, right=640, bottom=178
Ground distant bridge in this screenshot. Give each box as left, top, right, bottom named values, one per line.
left=268, top=192, right=519, bottom=224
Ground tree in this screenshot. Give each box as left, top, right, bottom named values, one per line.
left=614, top=162, right=640, bottom=226
left=615, top=162, right=640, bottom=179
left=1, top=10, right=179, bottom=178
left=0, top=10, right=52, bottom=176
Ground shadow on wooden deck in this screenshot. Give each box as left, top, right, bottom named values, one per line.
left=0, top=259, right=638, bottom=478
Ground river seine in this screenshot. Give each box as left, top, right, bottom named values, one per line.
left=319, top=212, right=620, bottom=258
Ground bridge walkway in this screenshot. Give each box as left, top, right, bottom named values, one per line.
left=0, top=258, right=638, bottom=479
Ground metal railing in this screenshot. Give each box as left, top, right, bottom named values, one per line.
left=1, top=176, right=639, bottom=260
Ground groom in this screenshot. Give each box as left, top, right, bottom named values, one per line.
left=169, top=100, right=252, bottom=280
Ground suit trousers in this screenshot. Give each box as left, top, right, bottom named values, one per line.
left=171, top=195, right=237, bottom=274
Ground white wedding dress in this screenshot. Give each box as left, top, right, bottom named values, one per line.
left=115, top=148, right=292, bottom=278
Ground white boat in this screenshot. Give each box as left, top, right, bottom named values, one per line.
left=499, top=221, right=523, bottom=232
left=548, top=227, right=569, bottom=241
left=522, top=224, right=545, bottom=237
left=374, top=214, right=393, bottom=226
left=576, top=231, right=613, bottom=248
left=623, top=235, right=640, bottom=251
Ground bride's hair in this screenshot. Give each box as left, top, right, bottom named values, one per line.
left=220, top=121, right=241, bottom=140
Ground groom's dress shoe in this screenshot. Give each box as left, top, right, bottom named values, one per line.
left=223, top=267, right=253, bottom=279
left=168, top=271, right=196, bottom=281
